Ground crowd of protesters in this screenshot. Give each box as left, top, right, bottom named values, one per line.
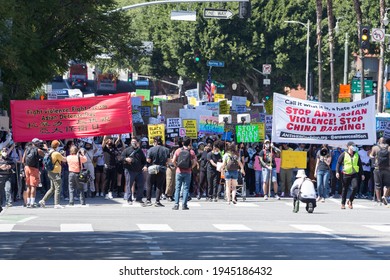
left=0, top=128, right=389, bottom=212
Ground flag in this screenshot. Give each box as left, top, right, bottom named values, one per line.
left=205, top=70, right=212, bottom=102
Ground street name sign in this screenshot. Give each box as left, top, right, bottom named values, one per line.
left=203, top=8, right=233, bottom=19
left=171, top=10, right=196, bottom=21
left=207, top=60, right=225, bottom=67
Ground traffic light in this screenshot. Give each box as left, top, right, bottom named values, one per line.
left=239, top=1, right=251, bottom=19
left=360, top=26, right=370, bottom=50
left=194, top=50, right=201, bottom=63
left=127, top=71, right=133, bottom=82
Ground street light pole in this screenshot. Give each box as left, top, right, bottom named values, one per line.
left=335, top=17, right=349, bottom=85
left=285, top=20, right=310, bottom=100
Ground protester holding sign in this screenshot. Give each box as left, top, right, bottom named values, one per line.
left=259, top=140, right=281, bottom=200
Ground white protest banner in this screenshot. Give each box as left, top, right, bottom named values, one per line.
left=180, top=108, right=212, bottom=130
left=271, top=93, right=376, bottom=145
left=167, top=118, right=182, bottom=129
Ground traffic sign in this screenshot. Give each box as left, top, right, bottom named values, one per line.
left=263, top=78, right=271, bottom=85
left=263, top=64, right=272, bottom=75
left=351, top=78, right=373, bottom=95
left=203, top=8, right=233, bottom=19
left=207, top=60, right=225, bottom=67
left=372, top=28, right=385, bottom=42
left=135, top=80, right=149, bottom=86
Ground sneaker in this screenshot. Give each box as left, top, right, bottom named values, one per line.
left=264, top=195, right=268, bottom=200
left=38, top=200, right=45, bottom=208
left=161, top=194, right=167, bottom=200
left=105, top=194, right=110, bottom=200
left=172, top=204, right=179, bottom=210
left=321, top=198, right=325, bottom=203
left=100, top=193, right=104, bottom=197
left=142, top=201, right=152, bottom=207
left=107, top=192, right=113, bottom=199
left=154, top=201, right=165, bottom=207
left=281, top=192, right=285, bottom=197
left=232, top=200, right=237, bottom=204
left=382, top=196, right=388, bottom=206
left=307, top=202, right=314, bottom=213
left=316, top=197, right=321, bottom=202
left=275, top=194, right=280, bottom=200
left=182, top=205, right=190, bottom=210
left=213, top=198, right=218, bottom=202
left=123, top=193, right=129, bottom=200
left=54, top=204, right=64, bottom=209
left=26, top=203, right=31, bottom=208
left=6, top=203, right=12, bottom=207
left=31, top=203, right=38, bottom=208
left=167, top=197, right=173, bottom=202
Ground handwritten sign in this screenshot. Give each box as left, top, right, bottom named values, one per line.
left=232, top=96, right=247, bottom=113
left=206, top=102, right=220, bottom=117
left=147, top=124, right=165, bottom=145
left=219, top=99, right=230, bottom=115
left=167, top=118, right=182, bottom=129
left=236, top=125, right=259, bottom=143
left=183, top=119, right=198, bottom=139
left=11, top=93, right=132, bottom=142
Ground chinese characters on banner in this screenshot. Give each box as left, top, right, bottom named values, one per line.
left=11, top=93, right=132, bottom=142
left=271, top=93, right=376, bottom=145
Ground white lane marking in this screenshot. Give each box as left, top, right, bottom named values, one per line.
left=291, top=224, right=347, bottom=240
left=291, top=225, right=333, bottom=232
left=0, top=224, right=15, bottom=232
left=17, top=216, right=38, bottom=223
left=187, top=202, right=201, bottom=207
left=65, top=204, right=90, bottom=208
left=60, top=224, right=94, bottom=232
left=137, top=224, right=173, bottom=231
left=213, top=224, right=252, bottom=231
left=233, top=203, right=259, bottom=207
left=364, top=225, right=390, bottom=232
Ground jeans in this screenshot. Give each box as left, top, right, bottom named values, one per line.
left=255, top=170, right=263, bottom=194
left=68, top=172, right=85, bottom=205
left=42, top=171, right=62, bottom=205
left=316, top=169, right=330, bottom=198
left=0, top=176, right=12, bottom=205
left=174, top=172, right=191, bottom=206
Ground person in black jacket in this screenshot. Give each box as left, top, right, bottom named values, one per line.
left=0, top=147, right=15, bottom=210
left=121, top=137, right=147, bottom=205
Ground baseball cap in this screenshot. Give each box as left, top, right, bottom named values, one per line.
left=347, top=141, right=355, bottom=147
left=32, top=138, right=41, bottom=144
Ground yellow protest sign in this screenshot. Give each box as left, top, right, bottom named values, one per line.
left=214, top=94, right=225, bottom=102
left=189, top=97, right=197, bottom=106
left=183, top=119, right=198, bottom=139
left=280, top=150, right=307, bottom=169
left=148, top=124, right=165, bottom=145
left=246, top=100, right=251, bottom=107
left=252, top=122, right=265, bottom=141
left=219, top=99, right=230, bottom=114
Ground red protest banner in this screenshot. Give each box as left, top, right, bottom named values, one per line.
left=11, top=93, right=132, bottom=142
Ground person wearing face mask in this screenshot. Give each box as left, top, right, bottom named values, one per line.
left=0, top=147, right=15, bottom=209
left=206, top=141, right=223, bottom=202
left=336, top=141, right=365, bottom=209
left=259, top=139, right=281, bottom=200
left=120, top=137, right=147, bottom=204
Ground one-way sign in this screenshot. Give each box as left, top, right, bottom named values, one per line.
left=203, top=8, right=233, bottom=19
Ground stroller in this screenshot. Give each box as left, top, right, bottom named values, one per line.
left=291, top=170, right=317, bottom=213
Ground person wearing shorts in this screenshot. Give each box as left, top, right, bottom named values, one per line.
left=259, top=140, right=281, bottom=200
left=22, top=139, right=46, bottom=208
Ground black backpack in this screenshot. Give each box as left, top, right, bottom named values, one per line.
left=177, top=148, right=192, bottom=169
left=43, top=150, right=58, bottom=171
left=25, top=147, right=39, bottom=167
left=377, top=146, right=389, bottom=168
left=226, top=154, right=240, bottom=171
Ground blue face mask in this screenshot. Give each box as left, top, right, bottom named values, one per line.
left=352, top=146, right=358, bottom=152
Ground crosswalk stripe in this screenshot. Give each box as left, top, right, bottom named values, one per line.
left=233, top=203, right=259, bottom=207
left=60, top=224, right=94, bottom=232
left=291, top=224, right=333, bottom=232
left=0, top=224, right=15, bottom=232
left=364, top=225, right=390, bottom=232
left=137, top=224, right=173, bottom=231
left=213, top=224, right=252, bottom=231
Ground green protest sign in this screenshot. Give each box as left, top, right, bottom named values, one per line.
left=236, top=125, right=259, bottom=143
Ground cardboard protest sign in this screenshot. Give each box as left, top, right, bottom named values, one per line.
left=272, top=93, right=376, bottom=145
left=11, top=93, right=132, bottom=142
left=214, top=94, right=225, bottom=102
left=280, top=150, right=307, bottom=169
left=183, top=120, right=197, bottom=139
left=0, top=116, right=9, bottom=131
left=219, top=99, right=230, bottom=115
left=236, top=125, right=260, bottom=143
left=199, top=116, right=224, bottom=135
left=167, top=118, right=182, bottom=129
left=161, top=102, right=182, bottom=120
left=232, top=96, right=247, bottom=113
left=148, top=124, right=165, bottom=145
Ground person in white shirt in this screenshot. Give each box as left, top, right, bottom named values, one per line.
left=290, top=169, right=317, bottom=213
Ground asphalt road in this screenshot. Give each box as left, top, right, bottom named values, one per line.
left=1, top=195, right=389, bottom=260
